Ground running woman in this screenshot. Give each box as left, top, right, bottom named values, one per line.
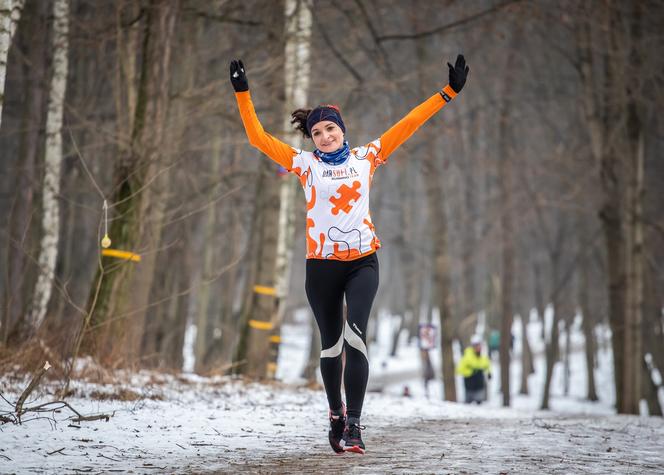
left=230, top=54, right=469, bottom=454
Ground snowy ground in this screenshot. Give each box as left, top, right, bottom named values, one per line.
left=1, top=312, right=663, bottom=474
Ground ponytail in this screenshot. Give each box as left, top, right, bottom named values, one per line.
left=291, top=108, right=312, bottom=138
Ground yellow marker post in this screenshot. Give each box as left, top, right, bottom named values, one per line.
left=248, top=319, right=273, bottom=331
left=253, top=285, right=277, bottom=296
left=101, top=249, right=142, bottom=262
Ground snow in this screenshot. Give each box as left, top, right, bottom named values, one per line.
left=1, top=312, right=663, bottom=474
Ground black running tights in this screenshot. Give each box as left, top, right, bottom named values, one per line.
left=305, top=252, right=379, bottom=420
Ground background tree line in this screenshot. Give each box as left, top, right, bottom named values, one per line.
left=1, top=0, right=663, bottom=415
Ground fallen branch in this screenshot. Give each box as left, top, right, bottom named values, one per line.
left=2, top=393, right=113, bottom=426
left=97, top=454, right=121, bottom=462
left=16, top=361, right=51, bottom=421
left=0, top=414, right=15, bottom=424
left=72, top=414, right=111, bottom=423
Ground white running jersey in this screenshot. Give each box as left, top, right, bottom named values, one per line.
left=290, top=141, right=383, bottom=260
left=235, top=86, right=457, bottom=261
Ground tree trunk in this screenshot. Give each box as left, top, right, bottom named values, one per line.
left=29, top=0, right=70, bottom=332
left=302, top=313, right=321, bottom=382
left=161, top=239, right=189, bottom=369
left=140, top=11, right=196, bottom=369
left=579, top=237, right=598, bottom=401
left=81, top=0, right=178, bottom=365
left=622, top=0, right=644, bottom=414
left=267, top=0, right=312, bottom=379
left=233, top=157, right=280, bottom=375
left=497, top=41, right=516, bottom=407
left=0, top=0, right=25, bottom=129
left=541, top=240, right=564, bottom=410
left=193, top=136, right=222, bottom=373
left=563, top=315, right=572, bottom=397
left=415, top=35, right=455, bottom=402
left=2, top=0, right=46, bottom=344
left=518, top=313, right=531, bottom=395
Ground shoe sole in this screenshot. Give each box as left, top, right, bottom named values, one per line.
left=329, top=434, right=345, bottom=454
left=344, top=445, right=365, bottom=454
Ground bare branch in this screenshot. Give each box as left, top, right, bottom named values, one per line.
left=376, top=0, right=524, bottom=43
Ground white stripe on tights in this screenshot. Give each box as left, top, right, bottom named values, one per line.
left=321, top=330, right=344, bottom=358
left=344, top=321, right=368, bottom=361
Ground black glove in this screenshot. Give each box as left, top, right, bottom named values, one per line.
left=447, top=54, right=469, bottom=93
left=230, top=59, right=249, bottom=92
left=487, top=373, right=492, bottom=380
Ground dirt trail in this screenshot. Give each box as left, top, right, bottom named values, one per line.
left=182, top=416, right=664, bottom=474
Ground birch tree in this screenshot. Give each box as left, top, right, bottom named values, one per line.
left=0, top=0, right=25, bottom=129
left=242, top=0, right=312, bottom=378
left=266, top=0, right=313, bottom=378
left=29, top=0, right=69, bottom=331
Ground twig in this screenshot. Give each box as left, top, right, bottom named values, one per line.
left=72, top=414, right=111, bottom=423
left=47, top=447, right=65, bottom=455
left=0, top=414, right=16, bottom=424
left=0, top=454, right=11, bottom=461
left=98, top=454, right=121, bottom=462
left=16, top=361, right=51, bottom=421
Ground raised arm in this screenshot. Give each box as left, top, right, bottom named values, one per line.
left=379, top=54, right=469, bottom=161
left=230, top=59, right=296, bottom=170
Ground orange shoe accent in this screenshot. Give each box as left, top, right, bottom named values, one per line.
left=344, top=446, right=365, bottom=454
left=330, top=181, right=361, bottom=215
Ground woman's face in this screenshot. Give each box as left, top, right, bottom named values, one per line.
left=311, top=120, right=344, bottom=153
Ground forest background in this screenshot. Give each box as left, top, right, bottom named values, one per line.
left=1, top=0, right=663, bottom=416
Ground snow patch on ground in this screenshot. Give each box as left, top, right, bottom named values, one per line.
left=1, top=315, right=663, bottom=473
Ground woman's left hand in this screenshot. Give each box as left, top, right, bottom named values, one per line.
left=230, top=59, right=249, bottom=92
left=447, top=54, right=469, bottom=93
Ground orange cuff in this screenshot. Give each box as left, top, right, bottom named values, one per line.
left=440, top=84, right=458, bottom=103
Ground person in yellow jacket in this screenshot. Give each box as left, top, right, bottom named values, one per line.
left=456, top=334, right=492, bottom=404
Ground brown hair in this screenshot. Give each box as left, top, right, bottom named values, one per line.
left=291, top=108, right=312, bottom=138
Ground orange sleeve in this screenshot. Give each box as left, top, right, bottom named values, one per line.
left=379, top=84, right=458, bottom=161
left=235, top=91, right=297, bottom=169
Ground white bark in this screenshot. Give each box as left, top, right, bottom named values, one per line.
left=30, top=0, right=69, bottom=330
left=0, top=0, right=25, bottom=129
left=265, top=0, right=312, bottom=377
left=273, top=0, right=312, bottom=312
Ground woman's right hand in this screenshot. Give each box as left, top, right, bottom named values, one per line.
left=447, top=54, right=469, bottom=93
left=230, top=59, right=249, bottom=92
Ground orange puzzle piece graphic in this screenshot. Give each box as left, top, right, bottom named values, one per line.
left=330, top=181, right=361, bottom=215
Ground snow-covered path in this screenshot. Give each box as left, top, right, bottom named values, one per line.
left=2, top=375, right=663, bottom=474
